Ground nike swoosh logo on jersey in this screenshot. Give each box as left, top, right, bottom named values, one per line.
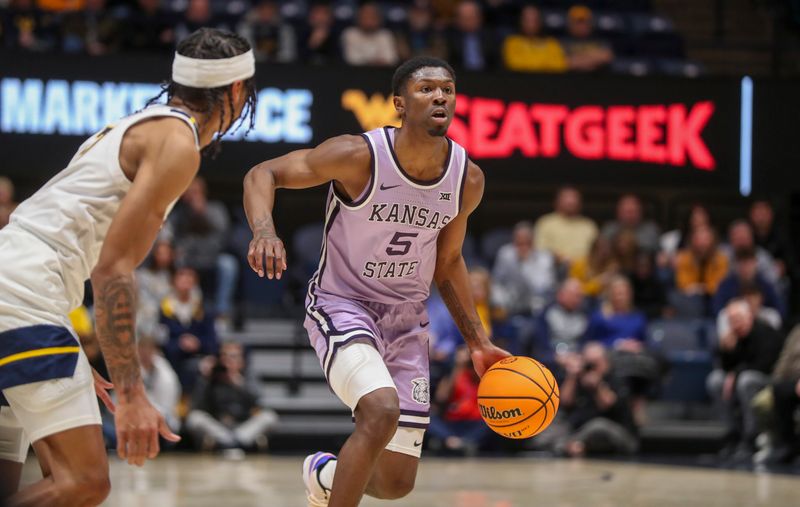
left=420, top=321, right=430, bottom=328
left=380, top=183, right=401, bottom=191
left=413, top=441, right=422, bottom=447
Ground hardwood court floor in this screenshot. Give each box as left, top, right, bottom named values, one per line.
left=20, top=454, right=800, bottom=506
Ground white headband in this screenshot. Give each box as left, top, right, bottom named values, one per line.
left=172, top=50, right=255, bottom=88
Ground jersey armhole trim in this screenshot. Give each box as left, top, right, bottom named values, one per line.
left=168, top=108, right=201, bottom=150
left=456, top=148, right=469, bottom=213
left=311, top=197, right=342, bottom=291
left=331, top=133, right=378, bottom=211
left=113, top=108, right=201, bottom=185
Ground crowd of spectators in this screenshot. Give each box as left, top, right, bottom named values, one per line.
left=425, top=186, right=799, bottom=465
left=2, top=172, right=798, bottom=466
left=0, top=0, right=690, bottom=74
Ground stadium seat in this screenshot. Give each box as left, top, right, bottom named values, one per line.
left=167, top=0, right=184, bottom=13
left=646, top=319, right=713, bottom=402
left=462, top=233, right=484, bottom=268
left=479, top=227, right=513, bottom=266
left=541, top=9, right=567, bottom=36
left=595, top=11, right=628, bottom=37
left=626, top=13, right=684, bottom=58
left=242, top=265, right=288, bottom=309
left=384, top=3, right=408, bottom=26
left=629, top=13, right=676, bottom=35
left=655, top=59, right=705, bottom=77
left=701, top=319, right=718, bottom=351
left=667, top=290, right=707, bottom=319
left=280, top=1, right=306, bottom=22
left=603, top=0, right=653, bottom=12
left=592, top=11, right=633, bottom=55
left=333, top=3, right=356, bottom=23
left=610, top=57, right=653, bottom=76
left=219, top=0, right=249, bottom=16
left=635, top=33, right=686, bottom=58
left=292, top=222, right=324, bottom=271
left=658, top=357, right=712, bottom=402
left=647, top=319, right=705, bottom=352
left=290, top=222, right=324, bottom=299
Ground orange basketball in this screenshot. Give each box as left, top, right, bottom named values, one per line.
left=477, top=356, right=560, bottom=439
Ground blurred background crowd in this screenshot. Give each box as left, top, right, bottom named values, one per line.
left=4, top=171, right=800, bottom=468
left=2, top=0, right=800, bottom=76
left=2, top=0, right=800, bottom=472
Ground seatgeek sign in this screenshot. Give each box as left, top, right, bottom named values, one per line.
left=451, top=99, right=715, bottom=169
left=0, top=78, right=313, bottom=143
left=342, top=90, right=715, bottom=170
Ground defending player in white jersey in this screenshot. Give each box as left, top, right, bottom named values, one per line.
left=0, top=28, right=256, bottom=507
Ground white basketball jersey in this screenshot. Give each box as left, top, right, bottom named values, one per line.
left=9, top=105, right=200, bottom=309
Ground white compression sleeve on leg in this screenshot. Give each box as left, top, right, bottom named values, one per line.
left=327, top=342, right=396, bottom=411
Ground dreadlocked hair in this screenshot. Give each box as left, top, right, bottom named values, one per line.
left=146, top=28, right=258, bottom=158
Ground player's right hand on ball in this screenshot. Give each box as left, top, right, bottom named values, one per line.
left=248, top=234, right=287, bottom=280
left=115, top=392, right=181, bottom=466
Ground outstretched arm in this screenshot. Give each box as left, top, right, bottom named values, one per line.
left=434, top=161, right=511, bottom=376
left=243, top=135, right=370, bottom=279
left=91, top=120, right=197, bottom=466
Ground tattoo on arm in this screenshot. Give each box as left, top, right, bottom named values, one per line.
left=93, top=274, right=141, bottom=401
left=252, top=215, right=277, bottom=239
left=439, top=280, right=485, bottom=348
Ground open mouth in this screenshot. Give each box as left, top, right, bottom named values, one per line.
left=431, top=109, right=448, bottom=120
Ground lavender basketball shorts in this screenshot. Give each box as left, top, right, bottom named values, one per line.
left=305, top=287, right=431, bottom=431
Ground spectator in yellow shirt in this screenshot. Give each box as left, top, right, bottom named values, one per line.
left=563, top=5, right=614, bottom=72
left=674, top=225, right=729, bottom=297
left=503, top=5, right=567, bottom=73
left=469, top=267, right=494, bottom=335
left=569, top=237, right=619, bottom=298
left=534, top=186, right=599, bottom=264
left=37, top=0, right=85, bottom=11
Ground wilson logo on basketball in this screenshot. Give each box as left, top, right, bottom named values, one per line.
left=479, top=405, right=522, bottom=421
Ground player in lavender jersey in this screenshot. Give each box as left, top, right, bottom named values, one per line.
left=244, top=57, right=509, bottom=507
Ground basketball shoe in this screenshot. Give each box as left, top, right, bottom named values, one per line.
left=303, top=451, right=336, bottom=507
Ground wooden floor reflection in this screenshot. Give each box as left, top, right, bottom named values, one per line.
left=21, top=454, right=800, bottom=506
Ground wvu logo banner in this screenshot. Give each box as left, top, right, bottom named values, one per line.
left=341, top=89, right=400, bottom=131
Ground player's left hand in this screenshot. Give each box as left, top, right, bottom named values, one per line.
left=248, top=233, right=288, bottom=280
left=470, top=344, right=512, bottom=377
left=116, top=391, right=181, bottom=466
left=92, top=368, right=116, bottom=414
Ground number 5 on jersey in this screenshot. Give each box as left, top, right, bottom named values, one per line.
left=386, top=232, right=419, bottom=256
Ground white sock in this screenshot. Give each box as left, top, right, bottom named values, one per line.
left=318, top=459, right=337, bottom=491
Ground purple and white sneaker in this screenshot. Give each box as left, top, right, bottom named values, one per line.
left=302, top=452, right=336, bottom=507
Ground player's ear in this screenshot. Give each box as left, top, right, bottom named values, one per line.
left=393, top=95, right=405, bottom=116
left=230, top=80, right=244, bottom=104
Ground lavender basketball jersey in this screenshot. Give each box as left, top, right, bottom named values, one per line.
left=311, top=126, right=468, bottom=304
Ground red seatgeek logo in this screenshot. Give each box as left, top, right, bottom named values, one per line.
left=342, top=90, right=716, bottom=170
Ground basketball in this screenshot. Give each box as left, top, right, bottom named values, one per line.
left=477, top=356, right=560, bottom=439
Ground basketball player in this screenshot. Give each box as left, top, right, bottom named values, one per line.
left=0, top=28, right=257, bottom=507
left=244, top=56, right=510, bottom=507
